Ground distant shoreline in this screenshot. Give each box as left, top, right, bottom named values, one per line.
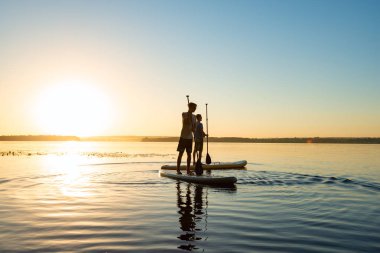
left=0, top=135, right=379, bottom=144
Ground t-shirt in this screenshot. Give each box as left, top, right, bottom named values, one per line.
left=180, top=112, right=196, bottom=139
left=194, top=122, right=204, bottom=142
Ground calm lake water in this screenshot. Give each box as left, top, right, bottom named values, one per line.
left=1, top=142, right=379, bottom=252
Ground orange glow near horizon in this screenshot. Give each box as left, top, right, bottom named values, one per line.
left=34, top=80, right=114, bottom=137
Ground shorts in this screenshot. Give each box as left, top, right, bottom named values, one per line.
left=177, top=137, right=193, bottom=153
left=194, top=141, right=203, bottom=152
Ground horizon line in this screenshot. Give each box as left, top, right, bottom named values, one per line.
left=1, top=134, right=380, bottom=139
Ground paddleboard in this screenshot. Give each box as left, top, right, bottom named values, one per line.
left=161, top=160, right=247, bottom=170
left=160, top=171, right=237, bottom=186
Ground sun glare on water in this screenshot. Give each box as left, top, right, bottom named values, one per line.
left=35, top=80, right=113, bottom=136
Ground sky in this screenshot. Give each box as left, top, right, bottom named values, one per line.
left=0, top=0, right=379, bottom=137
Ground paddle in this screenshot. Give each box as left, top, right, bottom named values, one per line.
left=205, top=103, right=212, bottom=164
left=186, top=95, right=192, bottom=132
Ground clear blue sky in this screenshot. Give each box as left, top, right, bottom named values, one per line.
left=0, top=0, right=379, bottom=137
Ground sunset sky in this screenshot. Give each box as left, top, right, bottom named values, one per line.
left=0, top=0, right=379, bottom=137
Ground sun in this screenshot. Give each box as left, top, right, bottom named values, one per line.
left=34, top=80, right=113, bottom=136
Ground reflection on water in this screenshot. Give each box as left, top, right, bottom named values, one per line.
left=43, top=155, right=94, bottom=198
left=177, top=182, right=207, bottom=251
left=1, top=142, right=380, bottom=252
left=176, top=181, right=237, bottom=251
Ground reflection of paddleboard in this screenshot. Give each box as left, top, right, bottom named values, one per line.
left=160, top=171, right=237, bottom=186
left=161, top=160, right=247, bottom=170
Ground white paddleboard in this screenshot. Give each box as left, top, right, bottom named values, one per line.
left=160, top=171, right=237, bottom=186
left=161, top=160, right=247, bottom=170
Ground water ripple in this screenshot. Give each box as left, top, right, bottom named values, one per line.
left=238, top=171, right=380, bottom=192
left=1, top=155, right=380, bottom=252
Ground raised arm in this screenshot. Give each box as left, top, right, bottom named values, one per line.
left=182, top=113, right=194, bottom=129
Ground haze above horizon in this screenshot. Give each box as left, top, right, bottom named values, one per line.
left=1, top=0, right=379, bottom=138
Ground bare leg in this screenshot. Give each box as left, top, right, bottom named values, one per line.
left=177, top=151, right=184, bottom=174
left=186, top=152, right=192, bottom=174
left=192, top=150, right=196, bottom=166
left=198, top=150, right=203, bottom=163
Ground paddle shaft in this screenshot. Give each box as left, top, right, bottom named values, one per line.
left=186, top=95, right=192, bottom=127
left=206, top=103, right=209, bottom=153
left=205, top=103, right=212, bottom=164
left=186, top=94, right=191, bottom=127
left=186, top=95, right=194, bottom=151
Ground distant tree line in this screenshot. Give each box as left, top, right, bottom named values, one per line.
left=0, top=135, right=80, bottom=141
left=1, top=135, right=379, bottom=144
left=80, top=136, right=144, bottom=142
left=142, top=137, right=380, bottom=144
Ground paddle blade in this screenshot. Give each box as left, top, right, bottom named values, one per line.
left=206, top=153, right=212, bottom=164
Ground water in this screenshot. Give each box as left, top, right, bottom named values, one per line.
left=1, top=142, right=379, bottom=252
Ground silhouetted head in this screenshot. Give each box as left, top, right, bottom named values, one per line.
left=196, top=114, right=202, bottom=121
left=188, top=102, right=197, bottom=112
